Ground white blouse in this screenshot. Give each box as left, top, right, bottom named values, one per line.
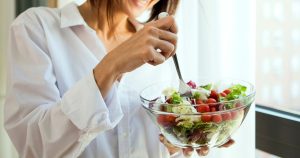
left=4, top=3, right=182, bottom=158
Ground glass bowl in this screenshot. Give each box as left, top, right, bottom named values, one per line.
left=140, top=79, right=255, bottom=148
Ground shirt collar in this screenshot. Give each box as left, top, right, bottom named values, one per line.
left=60, top=3, right=86, bottom=28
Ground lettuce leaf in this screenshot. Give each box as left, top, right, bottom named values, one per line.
left=170, top=92, right=182, bottom=104
left=200, top=84, right=212, bottom=91
left=225, top=84, right=247, bottom=100
left=193, top=91, right=201, bottom=99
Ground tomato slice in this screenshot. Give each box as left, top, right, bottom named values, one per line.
left=221, top=112, right=231, bottom=121
left=220, top=92, right=227, bottom=97
left=209, top=90, right=219, bottom=101
left=206, top=98, right=217, bottom=104
left=210, top=107, right=216, bottom=112
left=223, top=89, right=231, bottom=95
left=196, top=99, right=203, bottom=104
left=165, top=115, right=176, bottom=122
left=157, top=115, right=176, bottom=127
left=201, top=115, right=212, bottom=122
left=212, top=114, right=222, bottom=123
left=196, top=104, right=210, bottom=113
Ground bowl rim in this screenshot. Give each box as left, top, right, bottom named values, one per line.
left=140, top=79, right=256, bottom=115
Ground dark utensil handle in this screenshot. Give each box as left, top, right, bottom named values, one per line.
left=172, top=54, right=183, bottom=80
left=157, top=12, right=183, bottom=82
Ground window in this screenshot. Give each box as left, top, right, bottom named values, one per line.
left=16, top=0, right=47, bottom=16
left=256, top=0, right=300, bottom=114
left=256, top=0, right=300, bottom=157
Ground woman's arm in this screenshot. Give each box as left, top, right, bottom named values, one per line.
left=93, top=16, right=178, bottom=96
left=4, top=10, right=123, bottom=158
left=4, top=9, right=178, bottom=158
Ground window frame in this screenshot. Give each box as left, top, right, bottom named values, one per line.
left=256, top=104, right=300, bottom=157
left=15, top=0, right=48, bottom=16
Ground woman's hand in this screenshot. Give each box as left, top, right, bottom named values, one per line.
left=93, top=16, right=178, bottom=97
left=159, top=134, right=235, bottom=157
left=109, top=16, right=178, bottom=72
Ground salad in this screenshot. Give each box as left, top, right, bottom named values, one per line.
left=151, top=81, right=251, bottom=147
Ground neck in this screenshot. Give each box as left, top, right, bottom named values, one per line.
left=79, top=1, right=135, bottom=40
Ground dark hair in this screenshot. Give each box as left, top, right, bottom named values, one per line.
left=147, top=0, right=179, bottom=22
left=89, top=0, right=180, bottom=26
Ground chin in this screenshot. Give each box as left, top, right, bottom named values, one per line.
left=126, top=0, right=151, bottom=17
left=130, top=0, right=150, bottom=8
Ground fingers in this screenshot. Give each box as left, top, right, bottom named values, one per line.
left=154, top=39, right=175, bottom=59
left=220, top=139, right=235, bottom=148
left=151, top=16, right=178, bottom=34
left=159, top=134, right=181, bottom=155
left=144, top=26, right=177, bottom=52
left=147, top=47, right=165, bottom=66
left=159, top=134, right=233, bottom=158
left=196, top=146, right=209, bottom=156
left=182, top=147, right=194, bottom=157
left=141, top=16, right=178, bottom=66
left=155, top=28, right=177, bottom=46
left=156, top=29, right=177, bottom=58
left=150, top=27, right=177, bottom=59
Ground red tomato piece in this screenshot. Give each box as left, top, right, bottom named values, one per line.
left=221, top=112, right=231, bottom=121
left=212, top=114, right=222, bottom=123
left=157, top=115, right=176, bottom=127
left=201, top=115, right=212, bottom=122
left=165, top=115, right=176, bottom=122
left=196, top=99, right=203, bottom=104
left=196, top=104, right=210, bottom=113
left=220, top=92, right=227, bottom=97
left=210, top=107, right=216, bottom=112
left=209, top=90, right=219, bottom=101
left=207, top=98, right=217, bottom=104
left=157, top=115, right=166, bottom=125
left=223, top=89, right=231, bottom=95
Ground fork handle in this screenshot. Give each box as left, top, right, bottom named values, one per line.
left=172, top=54, right=183, bottom=81
left=157, top=12, right=184, bottom=81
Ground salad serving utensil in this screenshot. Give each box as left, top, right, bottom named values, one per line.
left=171, top=52, right=192, bottom=95
left=158, top=12, right=191, bottom=95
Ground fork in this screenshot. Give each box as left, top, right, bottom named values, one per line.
left=158, top=12, right=192, bottom=95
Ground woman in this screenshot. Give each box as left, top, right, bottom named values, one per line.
left=4, top=0, right=233, bottom=157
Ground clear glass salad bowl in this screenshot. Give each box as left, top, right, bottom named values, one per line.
left=140, top=79, right=255, bottom=148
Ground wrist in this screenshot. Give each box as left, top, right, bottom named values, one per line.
left=93, top=56, right=120, bottom=97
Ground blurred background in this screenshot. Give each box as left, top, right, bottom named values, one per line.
left=0, top=0, right=299, bottom=158
left=256, top=0, right=300, bottom=114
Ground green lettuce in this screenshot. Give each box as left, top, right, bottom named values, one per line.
left=200, top=84, right=212, bottom=91
left=225, top=84, right=247, bottom=100
left=193, top=91, right=201, bottom=99
left=170, top=92, right=182, bottom=104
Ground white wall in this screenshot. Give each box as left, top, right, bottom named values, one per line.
left=0, top=0, right=19, bottom=157
left=0, top=0, right=13, bottom=96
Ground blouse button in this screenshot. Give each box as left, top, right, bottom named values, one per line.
left=122, top=132, right=128, bottom=138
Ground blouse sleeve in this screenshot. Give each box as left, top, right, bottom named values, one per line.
left=4, top=9, right=123, bottom=158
